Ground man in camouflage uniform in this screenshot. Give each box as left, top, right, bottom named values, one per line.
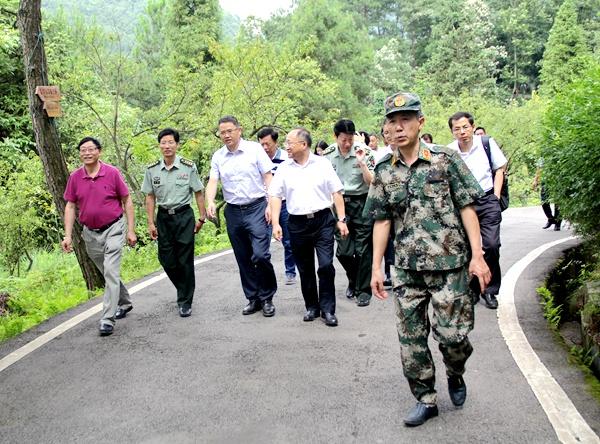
left=366, top=92, right=491, bottom=426
left=323, top=119, right=376, bottom=306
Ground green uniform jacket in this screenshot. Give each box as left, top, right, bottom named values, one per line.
left=141, top=155, right=204, bottom=208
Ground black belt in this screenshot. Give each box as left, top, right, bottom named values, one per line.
left=343, top=193, right=368, bottom=202
left=290, top=208, right=331, bottom=219
left=158, top=204, right=190, bottom=215
left=484, top=189, right=495, bottom=196
left=226, top=198, right=264, bottom=209
left=87, top=215, right=122, bottom=233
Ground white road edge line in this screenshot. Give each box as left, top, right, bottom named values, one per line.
left=0, top=248, right=234, bottom=373
left=498, top=236, right=600, bottom=444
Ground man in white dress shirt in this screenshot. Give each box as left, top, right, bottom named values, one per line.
left=206, top=115, right=278, bottom=317
left=269, top=127, right=349, bottom=326
left=448, top=112, right=507, bottom=309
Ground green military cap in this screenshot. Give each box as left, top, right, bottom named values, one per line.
left=384, top=92, right=422, bottom=116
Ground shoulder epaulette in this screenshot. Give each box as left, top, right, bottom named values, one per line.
left=147, top=160, right=160, bottom=169
left=429, top=144, right=454, bottom=156
left=375, top=153, right=393, bottom=167
left=180, top=157, right=195, bottom=167
left=322, top=145, right=336, bottom=156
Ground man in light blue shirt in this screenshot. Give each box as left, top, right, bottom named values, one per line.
left=206, top=115, right=278, bottom=317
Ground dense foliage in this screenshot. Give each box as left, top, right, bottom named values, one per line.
left=542, top=61, right=600, bottom=237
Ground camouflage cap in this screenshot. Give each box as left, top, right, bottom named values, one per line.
left=384, top=92, right=422, bottom=116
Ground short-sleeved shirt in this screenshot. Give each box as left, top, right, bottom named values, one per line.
left=269, top=154, right=343, bottom=215
left=141, top=155, right=204, bottom=209
left=64, top=162, right=129, bottom=229
left=209, top=139, right=274, bottom=205
left=448, top=135, right=507, bottom=192
left=270, top=148, right=287, bottom=173
left=365, top=143, right=484, bottom=271
left=323, top=143, right=376, bottom=196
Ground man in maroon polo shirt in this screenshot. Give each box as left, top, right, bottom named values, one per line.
left=61, top=137, right=137, bottom=336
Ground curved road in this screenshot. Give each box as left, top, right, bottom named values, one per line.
left=0, top=206, right=598, bottom=443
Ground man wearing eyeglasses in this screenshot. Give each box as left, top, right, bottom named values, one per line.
left=206, top=116, right=278, bottom=318
left=62, top=137, right=137, bottom=336
left=142, top=128, right=207, bottom=318
left=269, top=128, right=349, bottom=326
left=448, top=112, right=507, bottom=310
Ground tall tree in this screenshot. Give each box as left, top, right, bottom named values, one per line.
left=419, top=0, right=505, bottom=99
left=274, top=0, right=375, bottom=114
left=0, top=0, right=32, bottom=163
left=165, top=0, right=221, bottom=72
left=17, top=0, right=104, bottom=289
left=539, top=0, right=593, bottom=96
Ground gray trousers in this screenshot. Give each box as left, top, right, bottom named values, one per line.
left=82, top=219, right=131, bottom=326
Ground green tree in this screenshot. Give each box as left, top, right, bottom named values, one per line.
left=542, top=61, right=600, bottom=236
left=269, top=0, right=374, bottom=115
left=194, top=37, right=340, bottom=173
left=491, top=0, right=560, bottom=96
left=419, top=0, right=506, bottom=99
left=539, top=0, right=592, bottom=96
left=165, top=0, right=221, bottom=72
left=0, top=0, right=33, bottom=164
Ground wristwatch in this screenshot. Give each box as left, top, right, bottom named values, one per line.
left=198, top=217, right=207, bottom=223
left=338, top=216, right=348, bottom=223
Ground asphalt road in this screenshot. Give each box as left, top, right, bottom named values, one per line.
left=0, top=206, right=598, bottom=443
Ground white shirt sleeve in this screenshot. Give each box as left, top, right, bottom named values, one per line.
left=268, top=167, right=285, bottom=198
left=324, top=159, right=344, bottom=194
left=256, top=146, right=275, bottom=175
left=489, top=138, right=508, bottom=170
left=209, top=151, right=220, bottom=180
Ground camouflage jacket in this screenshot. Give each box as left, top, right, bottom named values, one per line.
left=364, top=142, right=484, bottom=271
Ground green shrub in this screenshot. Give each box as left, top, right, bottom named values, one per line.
left=542, top=61, right=600, bottom=237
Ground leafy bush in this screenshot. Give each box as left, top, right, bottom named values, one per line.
left=542, top=61, right=600, bottom=237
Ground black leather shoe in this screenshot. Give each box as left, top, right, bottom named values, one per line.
left=448, top=375, right=467, bottom=406
left=345, top=286, right=355, bottom=299
left=321, top=312, right=338, bottom=327
left=554, top=221, right=561, bottom=231
left=383, top=277, right=392, bottom=289
left=356, top=297, right=370, bottom=307
left=179, top=306, right=192, bottom=317
left=542, top=219, right=554, bottom=229
left=403, top=402, right=438, bottom=427
left=303, top=308, right=320, bottom=322
left=115, top=306, right=132, bottom=319
left=99, top=324, right=114, bottom=336
left=482, top=293, right=498, bottom=309
left=242, top=300, right=261, bottom=315
left=262, top=300, right=275, bottom=317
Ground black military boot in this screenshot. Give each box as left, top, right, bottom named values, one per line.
left=448, top=375, right=467, bottom=406
left=403, top=402, right=438, bottom=427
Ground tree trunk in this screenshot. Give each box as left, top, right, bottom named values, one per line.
left=17, top=0, right=104, bottom=290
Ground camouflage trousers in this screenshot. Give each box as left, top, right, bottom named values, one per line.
left=393, top=266, right=475, bottom=405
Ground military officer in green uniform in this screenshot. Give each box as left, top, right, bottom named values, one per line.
left=366, top=93, right=491, bottom=426
left=323, top=119, right=376, bottom=307
left=142, top=128, right=207, bottom=318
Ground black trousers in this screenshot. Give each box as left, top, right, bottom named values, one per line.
left=156, top=206, right=196, bottom=309
left=334, top=195, right=373, bottom=300
left=288, top=209, right=337, bottom=314
left=474, top=193, right=502, bottom=296
left=224, top=198, right=277, bottom=302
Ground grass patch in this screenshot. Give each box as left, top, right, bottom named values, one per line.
left=0, top=221, right=231, bottom=342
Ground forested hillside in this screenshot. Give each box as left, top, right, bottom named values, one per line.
left=0, top=0, right=599, bottom=340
